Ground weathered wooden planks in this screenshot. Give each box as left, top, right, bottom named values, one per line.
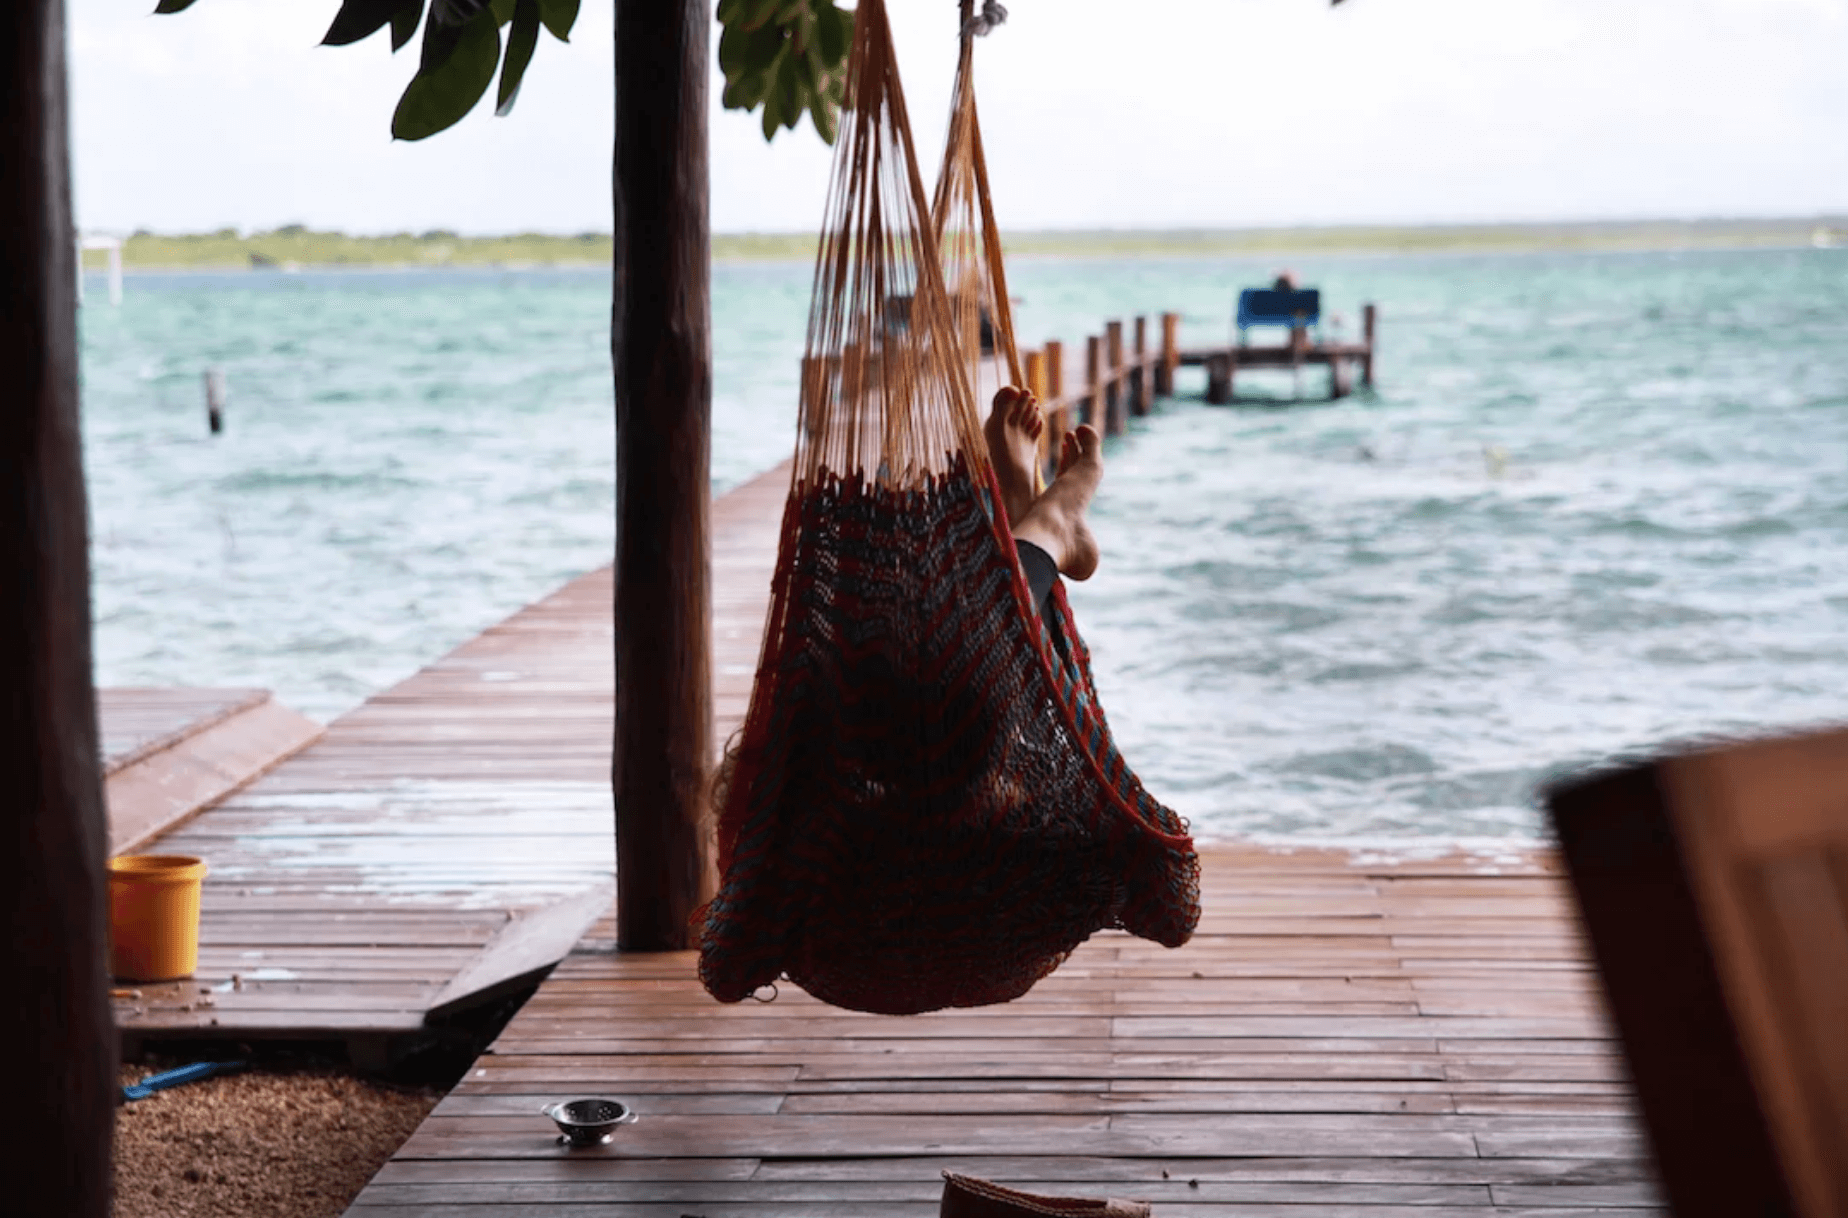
left=115, top=463, right=791, bottom=1056
left=344, top=844, right=1667, bottom=1215
left=100, top=687, right=324, bottom=855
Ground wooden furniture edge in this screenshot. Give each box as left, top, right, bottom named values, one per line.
left=1546, top=761, right=1796, bottom=1218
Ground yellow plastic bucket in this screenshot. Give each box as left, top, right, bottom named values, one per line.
left=108, top=855, right=208, bottom=981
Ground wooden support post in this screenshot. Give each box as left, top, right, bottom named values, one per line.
left=1132, top=315, right=1150, bottom=416
left=1043, top=339, right=1066, bottom=459
left=1205, top=354, right=1231, bottom=405
left=1104, top=320, right=1124, bottom=435
left=1361, top=303, right=1377, bottom=388
left=2, top=1, right=116, bottom=1210
left=612, top=0, right=716, bottom=951
left=799, top=355, right=825, bottom=438
left=1024, top=347, right=1049, bottom=474
left=1157, top=311, right=1178, bottom=397
left=204, top=367, right=226, bottom=435
left=1084, top=335, right=1102, bottom=430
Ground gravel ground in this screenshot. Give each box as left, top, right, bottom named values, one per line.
left=113, top=1062, right=440, bottom=1218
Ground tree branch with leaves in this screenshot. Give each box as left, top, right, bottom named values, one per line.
left=154, top=0, right=853, bottom=144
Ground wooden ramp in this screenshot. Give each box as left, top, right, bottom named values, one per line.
left=101, top=686, right=324, bottom=856
left=346, top=842, right=1666, bottom=1216
left=114, top=464, right=791, bottom=1062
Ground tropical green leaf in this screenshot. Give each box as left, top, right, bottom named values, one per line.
left=760, top=78, right=782, bottom=140
left=497, top=0, right=540, bottom=116
left=810, top=87, right=837, bottom=145
left=491, top=0, right=517, bottom=24
left=774, top=53, right=802, bottom=131
left=152, top=0, right=199, bottom=12
left=717, top=22, right=751, bottom=81
left=419, top=2, right=469, bottom=72
left=815, top=2, right=847, bottom=65
left=723, top=69, right=768, bottom=111
left=323, top=0, right=413, bottom=46
left=393, top=10, right=500, bottom=140
left=537, top=0, right=578, bottom=41
left=793, top=43, right=819, bottom=99
left=390, top=1, right=424, bottom=50
left=739, top=0, right=783, bottom=32
left=430, top=0, right=490, bottom=24
left=743, top=21, right=785, bottom=74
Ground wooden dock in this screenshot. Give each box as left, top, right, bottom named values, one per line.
left=346, top=841, right=1664, bottom=1215
left=336, top=440, right=1661, bottom=1216
left=1180, top=304, right=1378, bottom=405
left=112, top=463, right=791, bottom=1064
left=101, top=687, right=323, bottom=856
left=1000, top=301, right=1379, bottom=470
left=109, top=433, right=1663, bottom=1212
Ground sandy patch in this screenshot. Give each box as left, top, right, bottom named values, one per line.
left=113, top=1062, right=438, bottom=1218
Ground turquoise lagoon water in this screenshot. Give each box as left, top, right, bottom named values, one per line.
left=79, top=247, right=1848, bottom=839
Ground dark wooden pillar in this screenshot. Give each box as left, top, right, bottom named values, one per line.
left=1361, top=302, right=1377, bottom=388
left=1156, top=312, right=1178, bottom=397
left=611, top=0, right=715, bottom=951
left=0, top=1, right=116, bottom=1211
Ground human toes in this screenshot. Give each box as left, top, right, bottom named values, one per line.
left=1016, top=392, right=1044, bottom=437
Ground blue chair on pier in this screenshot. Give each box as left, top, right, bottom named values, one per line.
left=1235, top=288, right=1320, bottom=345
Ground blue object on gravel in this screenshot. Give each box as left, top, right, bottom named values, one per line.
left=122, top=1060, right=244, bottom=1101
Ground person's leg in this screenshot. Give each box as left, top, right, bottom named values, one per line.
left=1012, top=425, right=1102, bottom=583
left=1015, top=537, right=1060, bottom=628
left=984, top=388, right=1104, bottom=628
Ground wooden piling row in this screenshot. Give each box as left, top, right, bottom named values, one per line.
left=1013, top=312, right=1181, bottom=474
left=810, top=297, right=1379, bottom=476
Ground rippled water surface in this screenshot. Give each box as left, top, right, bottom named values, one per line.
left=81, top=247, right=1848, bottom=839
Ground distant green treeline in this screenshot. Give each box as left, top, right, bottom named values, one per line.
left=87, top=217, right=1845, bottom=270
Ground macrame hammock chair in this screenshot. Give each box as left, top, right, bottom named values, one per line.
left=696, top=0, right=1199, bottom=1017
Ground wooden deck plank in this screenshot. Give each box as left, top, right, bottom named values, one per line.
left=347, top=843, right=1664, bottom=1215
left=101, top=687, right=325, bottom=854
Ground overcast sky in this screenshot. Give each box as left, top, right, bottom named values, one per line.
left=68, top=0, right=1848, bottom=236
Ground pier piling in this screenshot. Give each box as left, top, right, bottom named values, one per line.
left=1158, top=312, right=1179, bottom=397
left=1084, top=336, right=1102, bottom=430
left=203, top=368, right=225, bottom=435
left=1104, top=321, right=1124, bottom=435
left=1132, top=316, right=1150, bottom=416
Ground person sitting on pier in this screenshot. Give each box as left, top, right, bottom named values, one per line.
left=1271, top=268, right=1300, bottom=292
left=983, top=384, right=1103, bottom=629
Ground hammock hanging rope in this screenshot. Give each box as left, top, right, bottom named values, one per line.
left=696, top=0, right=1199, bottom=1017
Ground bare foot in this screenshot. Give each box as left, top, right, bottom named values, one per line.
left=983, top=385, right=1043, bottom=526
left=1013, top=425, right=1103, bottom=581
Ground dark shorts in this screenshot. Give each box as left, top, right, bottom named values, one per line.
left=1017, top=539, right=1060, bottom=633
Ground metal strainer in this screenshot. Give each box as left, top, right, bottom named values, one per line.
left=542, top=1097, right=637, bottom=1147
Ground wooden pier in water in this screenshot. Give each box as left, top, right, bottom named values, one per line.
left=988, top=301, right=1379, bottom=472
left=1182, top=302, right=1379, bottom=405
left=298, top=462, right=1648, bottom=1215
left=105, top=460, right=1667, bottom=1213
left=100, top=423, right=1669, bottom=1215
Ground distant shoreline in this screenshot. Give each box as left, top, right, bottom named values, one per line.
left=84, top=217, right=1845, bottom=271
